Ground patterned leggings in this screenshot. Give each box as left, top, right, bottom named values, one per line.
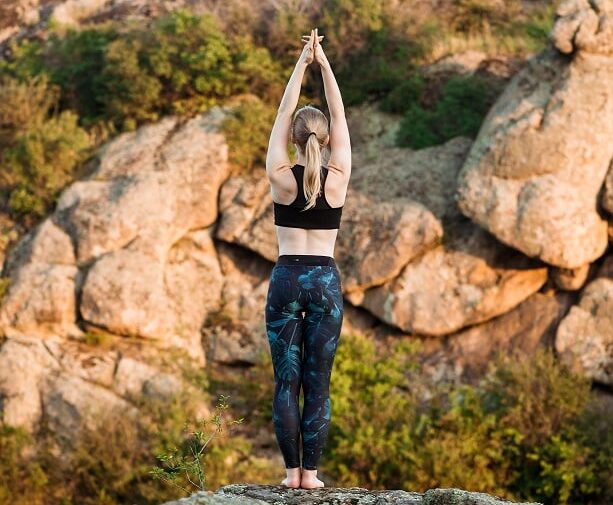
left=265, top=254, right=344, bottom=470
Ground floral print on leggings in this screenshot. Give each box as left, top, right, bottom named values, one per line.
left=265, top=263, right=343, bottom=470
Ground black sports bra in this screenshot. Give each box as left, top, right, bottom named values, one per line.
left=273, top=164, right=343, bottom=230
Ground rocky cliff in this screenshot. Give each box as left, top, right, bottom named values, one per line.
left=0, top=0, right=611, bottom=473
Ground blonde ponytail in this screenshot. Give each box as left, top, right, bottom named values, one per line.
left=302, top=132, right=323, bottom=210
left=289, top=105, right=329, bottom=212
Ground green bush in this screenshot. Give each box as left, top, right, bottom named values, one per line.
left=395, top=74, right=499, bottom=149
left=74, top=10, right=282, bottom=128
left=334, top=27, right=424, bottom=107
left=42, top=26, right=118, bottom=125
left=481, top=349, right=610, bottom=504
left=395, top=104, right=440, bottom=148
left=0, top=38, right=48, bottom=81
left=433, top=74, right=497, bottom=139
left=379, top=73, right=425, bottom=114
left=0, top=424, right=48, bottom=505
left=220, top=95, right=278, bottom=173
left=3, top=109, right=91, bottom=218
left=325, top=333, right=423, bottom=488
left=1, top=9, right=284, bottom=133
left=0, top=74, right=92, bottom=221
left=324, top=334, right=612, bottom=504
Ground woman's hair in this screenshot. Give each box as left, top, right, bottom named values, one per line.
left=290, top=105, right=329, bottom=211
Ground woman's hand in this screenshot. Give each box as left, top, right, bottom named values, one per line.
left=301, top=28, right=326, bottom=66
left=299, top=29, right=317, bottom=66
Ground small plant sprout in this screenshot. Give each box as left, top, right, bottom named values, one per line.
left=149, top=394, right=245, bottom=494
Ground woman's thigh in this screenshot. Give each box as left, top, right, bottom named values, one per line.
left=301, top=266, right=343, bottom=392
left=265, top=263, right=343, bottom=383
left=265, top=265, right=305, bottom=383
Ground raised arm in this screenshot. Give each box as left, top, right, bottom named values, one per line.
left=313, top=29, right=351, bottom=177
left=266, top=30, right=317, bottom=176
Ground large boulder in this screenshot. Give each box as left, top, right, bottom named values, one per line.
left=0, top=332, right=207, bottom=438
left=203, top=241, right=274, bottom=365
left=0, top=336, right=59, bottom=431
left=0, top=219, right=81, bottom=338
left=345, top=139, right=548, bottom=336
left=55, top=111, right=229, bottom=362
left=351, top=220, right=548, bottom=336
left=456, top=0, right=613, bottom=269
left=216, top=150, right=445, bottom=292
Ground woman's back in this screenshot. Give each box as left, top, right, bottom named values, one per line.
left=269, top=162, right=350, bottom=256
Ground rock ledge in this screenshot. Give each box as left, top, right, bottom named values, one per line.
left=161, top=483, right=542, bottom=505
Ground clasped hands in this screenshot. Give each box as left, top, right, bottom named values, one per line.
left=299, top=28, right=327, bottom=66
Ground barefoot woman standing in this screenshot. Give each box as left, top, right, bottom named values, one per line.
left=264, top=28, right=351, bottom=489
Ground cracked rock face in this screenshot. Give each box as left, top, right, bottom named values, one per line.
left=2, top=111, right=230, bottom=363
left=344, top=140, right=548, bottom=336
left=160, top=483, right=543, bottom=505
left=456, top=0, right=613, bottom=269
left=217, top=137, right=548, bottom=337
left=555, top=275, right=613, bottom=386
left=0, top=108, right=230, bottom=435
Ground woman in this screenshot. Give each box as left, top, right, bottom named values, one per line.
left=264, top=28, right=351, bottom=489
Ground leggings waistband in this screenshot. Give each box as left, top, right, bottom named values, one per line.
left=276, top=254, right=336, bottom=267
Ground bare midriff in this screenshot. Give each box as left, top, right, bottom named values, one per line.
left=275, top=226, right=339, bottom=257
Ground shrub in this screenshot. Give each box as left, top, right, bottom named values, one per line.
left=324, top=334, right=612, bottom=504
left=325, top=333, right=423, bottom=488
left=64, top=10, right=283, bottom=129
left=43, top=25, right=118, bottom=125
left=150, top=395, right=245, bottom=494
left=395, top=74, right=500, bottom=148
left=2, top=9, right=284, bottom=133
left=0, top=74, right=92, bottom=221
left=482, top=348, right=610, bottom=504
left=3, top=109, right=92, bottom=218
left=0, top=74, right=57, bottom=143
left=432, top=74, right=497, bottom=139
left=379, top=73, right=425, bottom=114
left=220, top=95, right=278, bottom=173
left=0, top=424, right=48, bottom=505
left=395, top=104, right=440, bottom=149
left=333, top=27, right=424, bottom=107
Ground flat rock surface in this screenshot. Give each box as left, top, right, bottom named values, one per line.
left=161, top=484, right=543, bottom=505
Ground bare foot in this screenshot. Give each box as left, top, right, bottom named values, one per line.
left=300, top=468, right=324, bottom=488
left=281, top=467, right=301, bottom=488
